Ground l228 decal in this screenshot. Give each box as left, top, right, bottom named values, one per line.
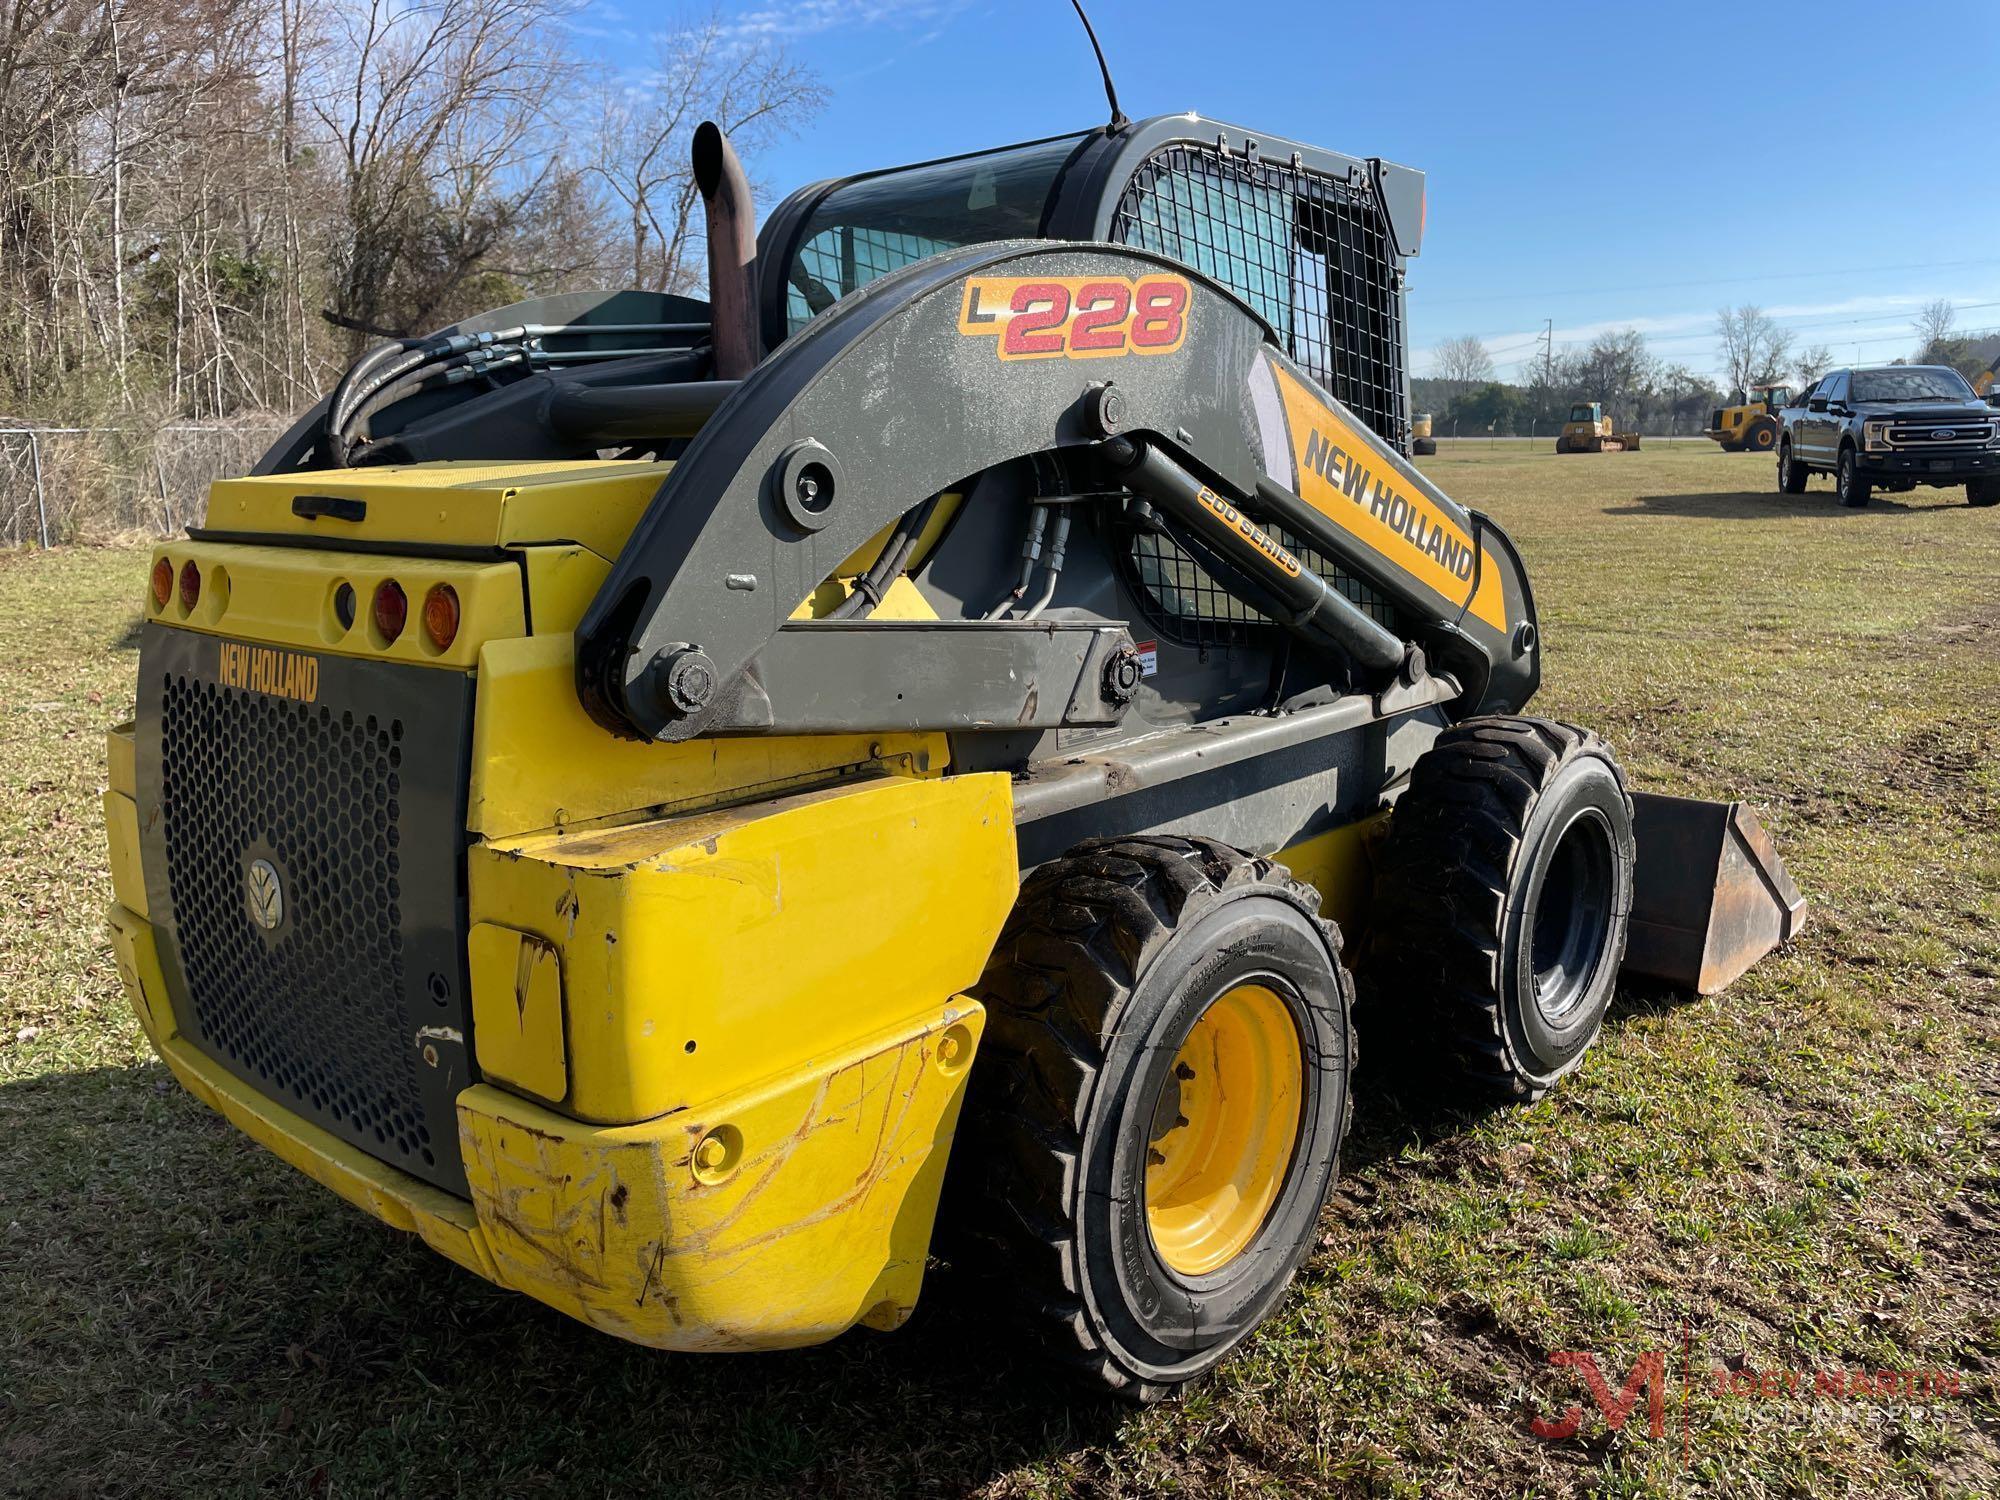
left=958, top=275, right=1191, bottom=361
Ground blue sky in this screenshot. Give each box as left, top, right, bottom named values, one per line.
left=570, top=1, right=2000, bottom=384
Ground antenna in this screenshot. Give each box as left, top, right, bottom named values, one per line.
left=1069, top=1, right=1129, bottom=133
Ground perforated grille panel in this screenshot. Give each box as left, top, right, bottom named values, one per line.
left=141, top=629, right=476, bottom=1195
left=1110, top=140, right=1408, bottom=449
left=160, top=679, right=432, bottom=1163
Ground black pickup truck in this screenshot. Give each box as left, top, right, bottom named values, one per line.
left=1777, top=365, right=2000, bottom=508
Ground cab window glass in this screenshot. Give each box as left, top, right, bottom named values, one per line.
left=784, top=135, right=1085, bottom=332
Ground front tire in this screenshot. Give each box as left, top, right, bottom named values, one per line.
left=1364, top=718, right=1635, bottom=1103
left=1747, top=417, right=1778, bottom=452
left=1778, top=441, right=1809, bottom=494
left=1969, top=477, right=1999, bottom=507
left=953, top=836, right=1355, bottom=1401
left=1837, top=447, right=1871, bottom=508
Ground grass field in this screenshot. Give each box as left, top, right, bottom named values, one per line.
left=3, top=445, right=1996, bottom=1497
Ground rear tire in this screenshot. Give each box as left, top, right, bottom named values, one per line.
left=1969, top=478, right=1999, bottom=507
left=1778, top=441, right=1809, bottom=494
left=1363, top=718, right=1635, bottom=1103
left=1747, top=417, right=1778, bottom=452
left=1837, top=447, right=1871, bottom=508
left=952, top=835, right=1355, bottom=1402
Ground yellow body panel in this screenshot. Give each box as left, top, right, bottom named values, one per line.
left=467, top=632, right=945, bottom=839
left=459, top=997, right=983, bottom=1350
left=469, top=773, right=1018, bottom=1122
left=204, top=460, right=671, bottom=560
left=145, top=540, right=526, bottom=670
left=1277, top=811, right=1386, bottom=945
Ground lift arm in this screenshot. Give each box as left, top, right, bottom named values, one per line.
left=573, top=240, right=1540, bottom=741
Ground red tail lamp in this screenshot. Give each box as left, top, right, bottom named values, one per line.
left=178, top=560, right=201, bottom=612
left=151, top=557, right=173, bottom=609
left=422, top=584, right=460, bottom=650
left=373, top=580, right=408, bottom=643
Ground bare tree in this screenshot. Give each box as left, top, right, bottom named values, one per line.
left=1716, top=305, right=1794, bottom=399
left=1430, top=334, right=1494, bottom=390
left=1912, top=299, right=1955, bottom=362
left=582, top=12, right=821, bottom=295
left=1796, top=343, right=1834, bottom=387
left=312, top=0, right=591, bottom=344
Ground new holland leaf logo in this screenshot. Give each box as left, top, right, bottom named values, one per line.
left=246, top=858, right=284, bottom=931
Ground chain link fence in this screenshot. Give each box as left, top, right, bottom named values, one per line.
left=1, top=420, right=289, bottom=547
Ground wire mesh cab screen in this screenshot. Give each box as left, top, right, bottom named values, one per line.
left=1109, top=139, right=1406, bottom=644
left=1109, top=140, right=1407, bottom=449
left=783, top=134, right=1085, bottom=332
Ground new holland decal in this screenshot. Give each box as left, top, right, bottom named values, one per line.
left=1269, top=363, right=1507, bottom=632
left=217, top=640, right=319, bottom=704
left=958, top=274, right=1190, bottom=361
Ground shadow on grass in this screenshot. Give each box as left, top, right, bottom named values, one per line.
left=1, top=1061, right=1125, bottom=1497
left=1606, top=489, right=1932, bottom=520
left=1343, top=979, right=1700, bottom=1175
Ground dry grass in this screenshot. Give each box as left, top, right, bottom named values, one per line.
left=2, top=445, right=1997, bottom=1497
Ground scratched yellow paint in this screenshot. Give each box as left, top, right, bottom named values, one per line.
left=109, top=893, right=984, bottom=1348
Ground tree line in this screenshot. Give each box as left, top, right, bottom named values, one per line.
left=1419, top=301, right=1999, bottom=438
left=0, top=0, right=820, bottom=431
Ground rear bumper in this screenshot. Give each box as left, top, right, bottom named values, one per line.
left=108, top=901, right=984, bottom=1351
left=1857, top=449, right=1999, bottom=479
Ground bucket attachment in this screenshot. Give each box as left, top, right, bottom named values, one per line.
left=1623, top=793, right=1806, bottom=993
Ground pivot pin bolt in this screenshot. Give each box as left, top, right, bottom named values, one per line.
left=663, top=648, right=718, bottom=715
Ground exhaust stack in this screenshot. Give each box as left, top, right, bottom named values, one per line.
left=693, top=121, right=760, bottom=381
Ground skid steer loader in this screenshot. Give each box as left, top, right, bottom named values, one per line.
left=102, top=114, right=1804, bottom=1401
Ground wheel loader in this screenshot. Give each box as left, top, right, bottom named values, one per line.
left=101, top=114, right=1804, bottom=1401
left=1411, top=411, right=1437, bottom=455
left=1556, top=401, right=1642, bottom=453
left=1704, top=382, right=1793, bottom=452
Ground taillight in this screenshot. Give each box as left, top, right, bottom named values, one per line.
left=151, top=558, right=173, bottom=609
left=333, top=581, right=357, bottom=631
left=179, top=561, right=201, bottom=612
left=373, top=580, right=408, bottom=643
left=422, top=584, right=460, bottom=650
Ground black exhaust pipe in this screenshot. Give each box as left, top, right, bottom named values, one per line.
left=693, top=121, right=760, bottom=382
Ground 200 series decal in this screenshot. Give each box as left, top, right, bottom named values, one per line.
left=958, top=275, right=1191, bottom=361
left=217, top=640, right=319, bottom=703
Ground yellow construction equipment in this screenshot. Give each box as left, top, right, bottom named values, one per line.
left=100, top=112, right=1803, bottom=1404
left=1411, top=411, right=1437, bottom=456
left=1556, top=401, right=1642, bottom=453
left=1704, top=382, right=1793, bottom=451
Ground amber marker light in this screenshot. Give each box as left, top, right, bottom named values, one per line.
left=422, top=584, right=460, bottom=651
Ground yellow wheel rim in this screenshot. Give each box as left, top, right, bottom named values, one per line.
left=1143, top=983, right=1305, bottom=1278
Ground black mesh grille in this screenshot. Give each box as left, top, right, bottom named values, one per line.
left=159, top=676, right=435, bottom=1174
left=1110, top=141, right=1408, bottom=449
left=1117, top=520, right=1396, bottom=650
